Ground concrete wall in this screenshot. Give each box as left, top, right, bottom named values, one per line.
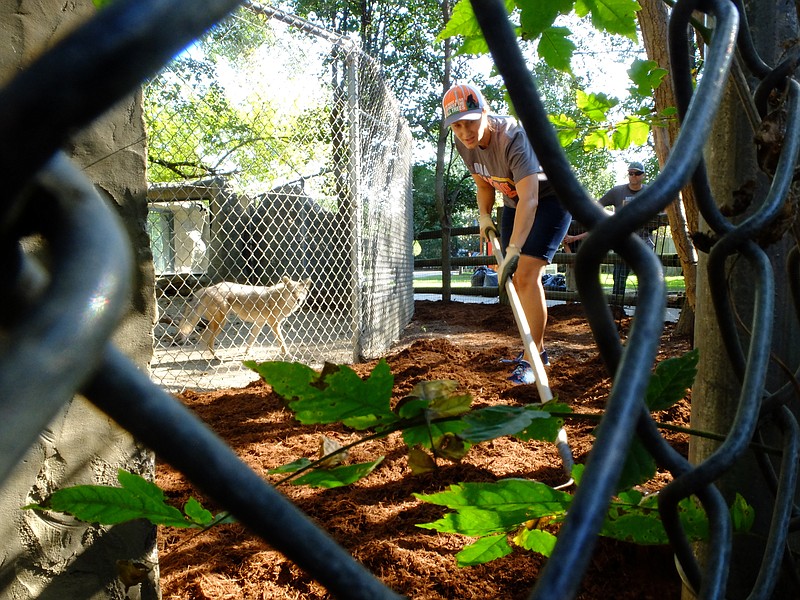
left=0, top=2, right=158, bottom=599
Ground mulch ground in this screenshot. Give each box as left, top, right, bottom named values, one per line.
left=156, top=300, right=692, bottom=599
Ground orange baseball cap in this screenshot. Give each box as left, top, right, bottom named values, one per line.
left=442, top=83, right=486, bottom=128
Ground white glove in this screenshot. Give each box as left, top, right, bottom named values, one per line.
left=478, top=213, right=498, bottom=240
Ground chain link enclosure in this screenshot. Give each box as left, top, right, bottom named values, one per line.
left=146, top=3, right=414, bottom=391
left=3, top=0, right=800, bottom=598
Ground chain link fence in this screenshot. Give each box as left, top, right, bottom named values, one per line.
left=3, top=0, right=800, bottom=599
left=146, top=3, right=414, bottom=391
left=475, top=0, right=800, bottom=598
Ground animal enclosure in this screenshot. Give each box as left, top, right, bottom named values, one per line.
left=145, top=5, right=414, bottom=391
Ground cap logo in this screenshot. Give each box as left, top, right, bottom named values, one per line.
left=442, top=84, right=485, bottom=125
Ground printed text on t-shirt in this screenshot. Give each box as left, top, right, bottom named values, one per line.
left=472, top=165, right=517, bottom=198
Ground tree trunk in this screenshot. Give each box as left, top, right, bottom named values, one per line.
left=637, top=0, right=698, bottom=338
left=690, top=1, right=800, bottom=597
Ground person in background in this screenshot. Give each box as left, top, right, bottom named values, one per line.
left=442, top=83, right=572, bottom=384
left=599, top=160, right=653, bottom=298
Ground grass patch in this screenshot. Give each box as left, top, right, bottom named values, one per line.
left=414, top=271, right=686, bottom=292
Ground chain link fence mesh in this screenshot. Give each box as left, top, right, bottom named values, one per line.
left=146, top=4, right=414, bottom=391
left=4, top=0, right=800, bottom=598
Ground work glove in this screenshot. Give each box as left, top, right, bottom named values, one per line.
left=498, top=244, right=520, bottom=305
left=478, top=213, right=498, bottom=241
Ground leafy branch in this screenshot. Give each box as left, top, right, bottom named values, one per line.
left=24, top=348, right=758, bottom=570
left=413, top=348, right=756, bottom=566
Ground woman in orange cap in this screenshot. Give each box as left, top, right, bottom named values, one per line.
left=442, top=83, right=571, bottom=384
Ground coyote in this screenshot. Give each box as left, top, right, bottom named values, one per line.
left=177, top=277, right=311, bottom=356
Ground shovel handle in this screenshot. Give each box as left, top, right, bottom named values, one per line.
left=487, top=229, right=551, bottom=399
left=487, top=229, right=574, bottom=482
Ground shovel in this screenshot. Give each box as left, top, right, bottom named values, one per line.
left=487, top=229, right=574, bottom=485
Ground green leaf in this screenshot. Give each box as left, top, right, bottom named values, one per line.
left=602, top=432, right=655, bottom=491
left=518, top=0, right=566, bottom=40
left=549, top=113, right=580, bottom=147
left=434, top=432, right=471, bottom=462
left=576, top=89, right=617, bottom=122
left=403, top=419, right=469, bottom=450
left=616, top=489, right=643, bottom=505
left=438, top=0, right=484, bottom=42
left=439, top=0, right=517, bottom=40
left=25, top=469, right=193, bottom=528
left=249, top=360, right=397, bottom=430
left=537, top=26, right=576, bottom=75
left=610, top=116, right=650, bottom=148
left=416, top=479, right=572, bottom=514
left=611, top=116, right=649, bottom=147
left=245, top=361, right=318, bottom=399
left=456, top=534, right=513, bottom=566
left=460, top=405, right=551, bottom=443
left=395, top=397, right=430, bottom=419
left=268, top=457, right=313, bottom=475
left=513, top=527, right=559, bottom=557
left=418, top=506, right=536, bottom=536
left=583, top=128, right=611, bottom=150
left=183, top=497, right=215, bottom=528
left=290, top=458, right=384, bottom=488
left=408, top=447, right=438, bottom=474
left=601, top=511, right=668, bottom=544
left=429, top=392, right=473, bottom=418
left=575, top=0, right=641, bottom=41
left=646, top=349, right=699, bottom=411
left=455, top=36, right=491, bottom=56
left=731, top=493, right=755, bottom=533
left=514, top=401, right=570, bottom=442
left=628, top=58, right=668, bottom=97
left=678, top=496, right=710, bottom=541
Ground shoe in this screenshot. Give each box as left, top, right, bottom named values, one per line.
left=501, top=350, right=550, bottom=368
left=540, top=349, right=550, bottom=367
left=499, top=351, right=524, bottom=365
left=508, top=360, right=535, bottom=384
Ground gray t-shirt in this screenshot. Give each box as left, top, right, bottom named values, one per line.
left=454, top=115, right=542, bottom=208
left=600, top=183, right=654, bottom=247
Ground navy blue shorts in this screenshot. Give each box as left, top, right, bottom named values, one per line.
left=501, top=193, right=571, bottom=263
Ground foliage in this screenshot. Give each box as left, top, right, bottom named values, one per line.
left=417, top=473, right=754, bottom=567
left=26, top=349, right=750, bottom=570
left=246, top=359, right=569, bottom=481
left=286, top=0, right=457, bottom=146
left=414, top=161, right=476, bottom=233
left=440, top=0, right=640, bottom=67
left=24, top=469, right=234, bottom=529
left=439, top=0, right=669, bottom=156
left=144, top=9, right=331, bottom=191
left=415, top=348, right=754, bottom=566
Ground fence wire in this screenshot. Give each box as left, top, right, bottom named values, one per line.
left=147, top=2, right=414, bottom=391
left=1, top=0, right=798, bottom=599
left=472, top=0, right=800, bottom=598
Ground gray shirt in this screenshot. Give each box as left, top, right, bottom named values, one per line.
left=454, top=115, right=542, bottom=208
left=600, top=183, right=655, bottom=247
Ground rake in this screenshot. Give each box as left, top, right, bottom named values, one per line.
left=487, top=229, right=575, bottom=486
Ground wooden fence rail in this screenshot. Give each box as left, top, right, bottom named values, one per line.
left=413, top=224, right=684, bottom=307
